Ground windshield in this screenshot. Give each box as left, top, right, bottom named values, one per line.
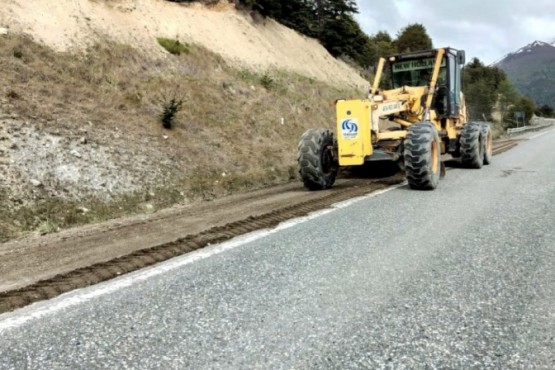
left=391, top=57, right=446, bottom=88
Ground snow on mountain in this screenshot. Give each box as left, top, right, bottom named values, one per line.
left=494, top=40, right=555, bottom=65
left=495, top=40, right=555, bottom=107
left=514, top=41, right=552, bottom=55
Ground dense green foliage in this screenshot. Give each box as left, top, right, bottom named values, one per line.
left=508, top=97, right=536, bottom=123
left=463, top=58, right=505, bottom=120
left=536, top=104, right=554, bottom=117
left=395, top=24, right=432, bottom=53
left=462, top=58, right=527, bottom=125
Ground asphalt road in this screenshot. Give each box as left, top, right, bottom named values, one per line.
left=1, top=128, right=554, bottom=369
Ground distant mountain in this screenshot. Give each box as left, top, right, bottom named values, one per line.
left=495, top=41, right=555, bottom=107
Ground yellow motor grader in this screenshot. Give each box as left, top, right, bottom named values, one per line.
left=297, top=47, right=493, bottom=190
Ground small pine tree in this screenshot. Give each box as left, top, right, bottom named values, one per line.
left=160, top=97, right=183, bottom=129
left=395, top=23, right=433, bottom=53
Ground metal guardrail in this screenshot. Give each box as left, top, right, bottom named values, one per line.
left=506, top=126, right=530, bottom=134
left=507, top=120, right=554, bottom=135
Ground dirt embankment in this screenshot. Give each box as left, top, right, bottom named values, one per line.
left=1, top=0, right=367, bottom=88
left=0, top=0, right=371, bottom=241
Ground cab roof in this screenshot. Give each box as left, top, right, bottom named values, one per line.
left=388, top=47, right=461, bottom=61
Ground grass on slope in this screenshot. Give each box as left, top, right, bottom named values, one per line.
left=0, top=34, right=364, bottom=242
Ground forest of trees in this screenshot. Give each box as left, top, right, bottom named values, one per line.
left=167, top=0, right=553, bottom=123
left=460, top=58, right=555, bottom=123
left=463, top=58, right=518, bottom=122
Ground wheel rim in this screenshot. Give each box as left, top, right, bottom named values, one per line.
left=487, top=131, right=493, bottom=155
left=431, top=138, right=439, bottom=174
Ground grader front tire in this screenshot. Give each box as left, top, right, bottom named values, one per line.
left=404, top=122, right=441, bottom=190
left=297, top=128, right=338, bottom=190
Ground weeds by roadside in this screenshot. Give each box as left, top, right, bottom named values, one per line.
left=38, top=220, right=59, bottom=235
left=238, top=69, right=280, bottom=90
left=0, top=33, right=364, bottom=242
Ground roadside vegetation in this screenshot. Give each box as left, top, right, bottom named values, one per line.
left=0, top=33, right=361, bottom=242
left=157, top=37, right=190, bottom=55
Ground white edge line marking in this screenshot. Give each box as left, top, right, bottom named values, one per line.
left=528, top=127, right=555, bottom=140
left=0, top=181, right=407, bottom=332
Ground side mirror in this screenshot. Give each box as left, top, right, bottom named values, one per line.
left=457, top=50, right=466, bottom=65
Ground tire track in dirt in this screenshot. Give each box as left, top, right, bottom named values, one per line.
left=0, top=176, right=404, bottom=314
left=492, top=141, right=519, bottom=155
left=0, top=140, right=521, bottom=314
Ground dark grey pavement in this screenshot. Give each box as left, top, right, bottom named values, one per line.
left=1, top=128, right=554, bottom=369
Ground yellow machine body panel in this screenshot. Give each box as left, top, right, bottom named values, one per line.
left=336, top=100, right=372, bottom=166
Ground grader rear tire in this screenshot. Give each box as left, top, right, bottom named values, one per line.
left=481, top=123, right=493, bottom=165
left=460, top=122, right=484, bottom=168
left=297, top=128, right=338, bottom=190
left=404, top=122, right=441, bottom=190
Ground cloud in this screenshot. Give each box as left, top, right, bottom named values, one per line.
left=355, top=0, right=555, bottom=63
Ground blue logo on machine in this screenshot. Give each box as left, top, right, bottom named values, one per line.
left=341, top=118, right=358, bottom=139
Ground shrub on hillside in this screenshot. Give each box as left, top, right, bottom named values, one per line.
left=157, top=37, right=190, bottom=56
left=160, top=96, right=184, bottom=129
left=260, top=73, right=274, bottom=90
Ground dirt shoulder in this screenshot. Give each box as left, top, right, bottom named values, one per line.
left=0, top=177, right=383, bottom=293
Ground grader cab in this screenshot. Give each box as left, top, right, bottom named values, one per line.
left=298, top=47, right=493, bottom=190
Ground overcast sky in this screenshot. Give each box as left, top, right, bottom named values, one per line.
left=354, top=0, right=555, bottom=64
